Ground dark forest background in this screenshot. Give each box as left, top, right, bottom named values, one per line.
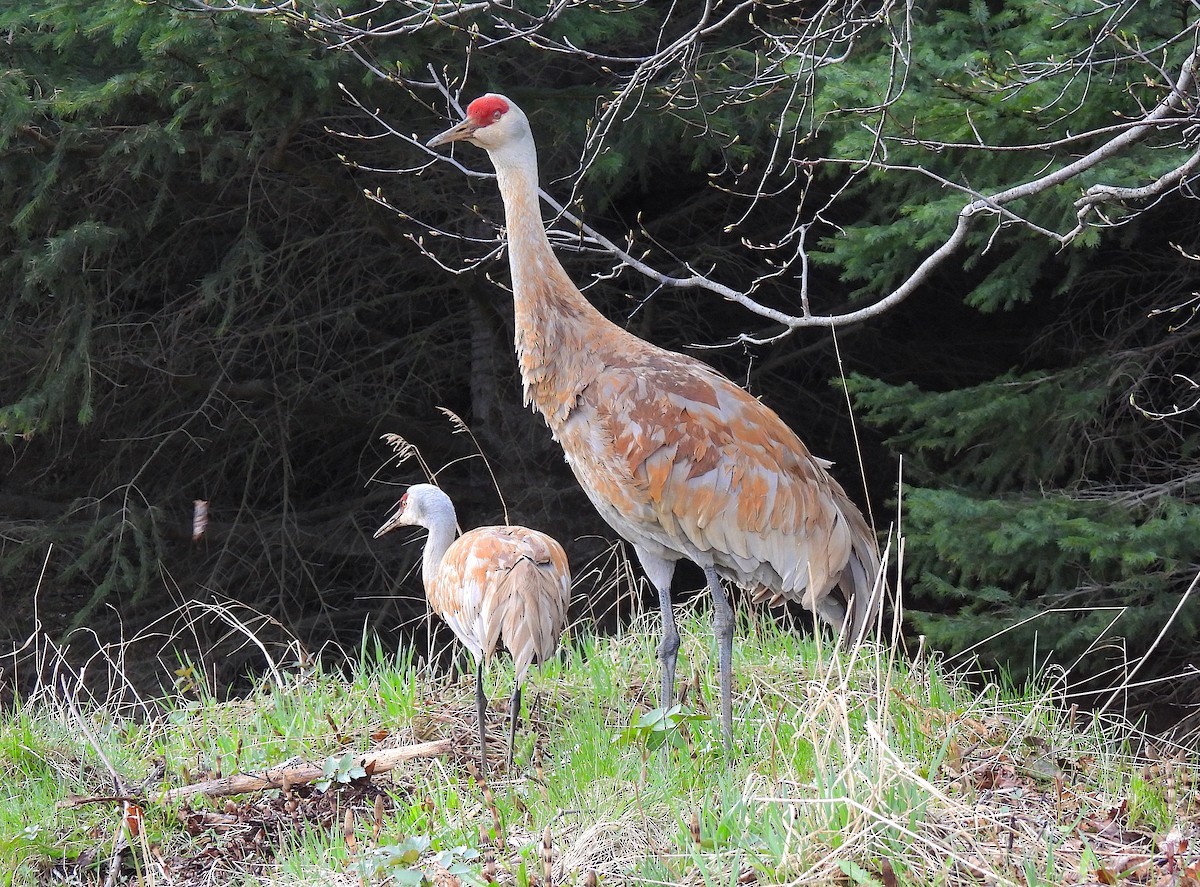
left=2, top=0, right=1197, bottom=727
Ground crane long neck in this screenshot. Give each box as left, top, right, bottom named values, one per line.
left=420, top=516, right=456, bottom=595
left=494, top=162, right=597, bottom=316
left=493, top=149, right=619, bottom=428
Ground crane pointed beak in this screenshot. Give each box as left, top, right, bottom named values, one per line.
left=373, top=503, right=408, bottom=538
left=427, top=118, right=479, bottom=149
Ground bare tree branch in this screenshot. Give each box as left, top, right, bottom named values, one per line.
left=192, top=0, right=1200, bottom=339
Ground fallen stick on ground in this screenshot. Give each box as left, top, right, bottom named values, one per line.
left=155, top=738, right=454, bottom=804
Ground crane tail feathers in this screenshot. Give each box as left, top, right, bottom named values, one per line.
left=496, top=556, right=569, bottom=683
left=841, top=537, right=883, bottom=647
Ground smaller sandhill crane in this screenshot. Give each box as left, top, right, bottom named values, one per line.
left=374, top=484, right=571, bottom=772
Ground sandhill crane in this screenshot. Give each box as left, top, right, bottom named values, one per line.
left=428, top=94, right=881, bottom=741
left=374, top=484, right=571, bottom=771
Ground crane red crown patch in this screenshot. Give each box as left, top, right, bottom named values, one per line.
left=467, top=95, right=509, bottom=125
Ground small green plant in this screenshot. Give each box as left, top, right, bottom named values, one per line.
left=351, top=837, right=483, bottom=886
left=313, top=751, right=367, bottom=792
left=611, top=704, right=709, bottom=752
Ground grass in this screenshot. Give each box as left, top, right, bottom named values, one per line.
left=3, top=600, right=1199, bottom=886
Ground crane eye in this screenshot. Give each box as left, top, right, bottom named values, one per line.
left=399, top=494, right=408, bottom=508
left=492, top=110, right=503, bottom=122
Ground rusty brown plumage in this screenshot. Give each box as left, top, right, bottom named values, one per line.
left=429, top=94, right=881, bottom=741
left=374, top=484, right=570, bottom=770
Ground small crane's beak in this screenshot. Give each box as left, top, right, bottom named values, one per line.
left=427, top=118, right=478, bottom=149
left=373, top=502, right=408, bottom=539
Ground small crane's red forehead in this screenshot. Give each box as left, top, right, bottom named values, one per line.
left=467, top=95, right=509, bottom=123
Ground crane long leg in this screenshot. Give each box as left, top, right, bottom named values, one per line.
left=704, top=565, right=735, bottom=743
left=475, top=661, right=489, bottom=775
left=507, top=683, right=521, bottom=769
left=636, top=548, right=680, bottom=709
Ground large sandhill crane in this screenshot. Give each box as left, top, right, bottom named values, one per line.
left=374, top=484, right=571, bottom=771
left=428, top=94, right=881, bottom=741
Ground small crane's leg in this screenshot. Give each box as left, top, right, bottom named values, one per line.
left=636, top=548, right=679, bottom=708
left=475, top=661, right=489, bottom=775
left=507, top=683, right=522, bottom=769
left=704, top=565, right=735, bottom=743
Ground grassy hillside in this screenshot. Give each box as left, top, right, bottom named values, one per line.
left=2, top=602, right=1197, bottom=885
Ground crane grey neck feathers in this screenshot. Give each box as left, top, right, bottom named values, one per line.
left=406, top=485, right=459, bottom=593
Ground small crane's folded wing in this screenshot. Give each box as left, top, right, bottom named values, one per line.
left=434, top=528, right=523, bottom=664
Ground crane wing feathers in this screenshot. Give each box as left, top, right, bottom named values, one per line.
left=498, top=556, right=570, bottom=681
left=430, top=526, right=569, bottom=676
left=562, top=356, right=875, bottom=602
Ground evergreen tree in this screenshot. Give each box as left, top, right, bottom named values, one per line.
left=806, top=0, right=1200, bottom=710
